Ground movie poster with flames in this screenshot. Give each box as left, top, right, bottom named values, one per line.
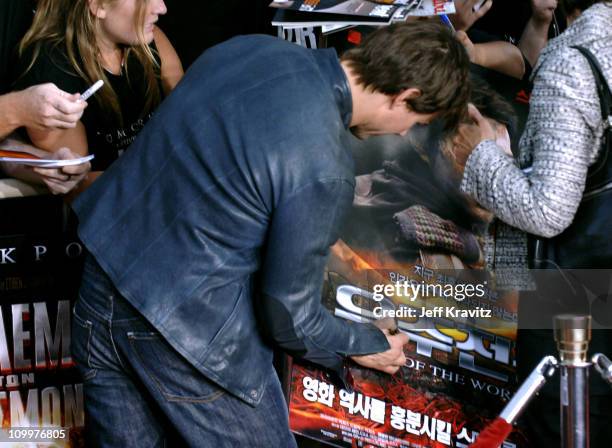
left=0, top=197, right=85, bottom=447
left=287, top=132, right=526, bottom=447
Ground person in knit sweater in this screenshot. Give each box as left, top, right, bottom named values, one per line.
left=458, top=2, right=612, bottom=445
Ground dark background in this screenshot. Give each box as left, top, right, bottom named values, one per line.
left=157, top=0, right=564, bottom=70
left=158, top=0, right=276, bottom=69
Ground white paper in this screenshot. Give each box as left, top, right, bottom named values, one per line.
left=0, top=154, right=94, bottom=168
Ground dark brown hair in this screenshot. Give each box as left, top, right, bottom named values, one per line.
left=341, top=20, right=471, bottom=129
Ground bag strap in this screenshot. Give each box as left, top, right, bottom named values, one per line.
left=572, top=46, right=612, bottom=125
left=571, top=46, right=612, bottom=184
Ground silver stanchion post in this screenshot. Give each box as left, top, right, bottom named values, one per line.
left=554, top=315, right=592, bottom=448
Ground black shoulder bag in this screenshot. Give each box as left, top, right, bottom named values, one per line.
left=533, top=45, right=612, bottom=269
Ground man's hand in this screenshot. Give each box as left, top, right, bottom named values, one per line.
left=350, top=330, right=409, bottom=375
left=450, top=0, right=493, bottom=32
left=15, top=84, right=87, bottom=130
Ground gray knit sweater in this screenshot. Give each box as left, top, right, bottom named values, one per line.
left=461, top=3, right=612, bottom=239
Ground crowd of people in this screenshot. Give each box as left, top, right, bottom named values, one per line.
left=0, top=0, right=611, bottom=446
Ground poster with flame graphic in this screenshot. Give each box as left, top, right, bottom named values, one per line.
left=287, top=133, right=528, bottom=447
left=0, top=197, right=85, bottom=447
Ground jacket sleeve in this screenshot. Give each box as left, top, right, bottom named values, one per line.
left=258, top=177, right=389, bottom=372
left=461, top=45, right=605, bottom=238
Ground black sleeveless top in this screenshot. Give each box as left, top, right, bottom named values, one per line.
left=15, top=42, right=163, bottom=171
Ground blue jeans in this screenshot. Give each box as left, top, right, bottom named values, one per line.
left=71, top=256, right=297, bottom=447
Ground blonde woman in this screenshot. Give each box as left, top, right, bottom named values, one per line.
left=15, top=0, right=183, bottom=188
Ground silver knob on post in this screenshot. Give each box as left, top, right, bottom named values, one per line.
left=592, top=354, right=612, bottom=387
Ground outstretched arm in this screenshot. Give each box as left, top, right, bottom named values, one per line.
left=258, top=178, right=407, bottom=376
left=519, top=0, right=557, bottom=68
left=460, top=46, right=602, bottom=238
left=457, top=32, right=525, bottom=79
left=0, top=84, right=86, bottom=140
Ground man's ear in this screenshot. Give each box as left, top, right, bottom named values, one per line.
left=392, top=88, right=421, bottom=109
left=88, top=0, right=107, bottom=19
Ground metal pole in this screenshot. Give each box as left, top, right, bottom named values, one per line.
left=554, top=315, right=592, bottom=448
left=499, top=356, right=558, bottom=424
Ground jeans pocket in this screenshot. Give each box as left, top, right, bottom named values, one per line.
left=71, top=306, right=97, bottom=381
left=127, top=331, right=226, bottom=403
